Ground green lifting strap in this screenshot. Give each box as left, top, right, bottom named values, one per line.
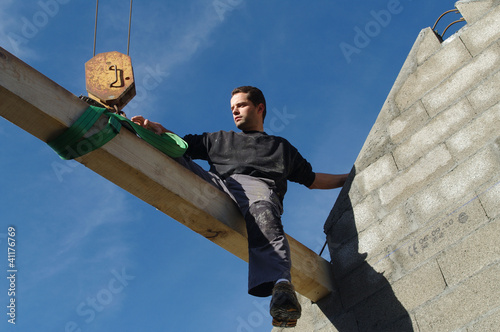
left=47, top=105, right=188, bottom=160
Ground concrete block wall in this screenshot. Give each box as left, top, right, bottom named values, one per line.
left=273, top=0, right=500, bottom=331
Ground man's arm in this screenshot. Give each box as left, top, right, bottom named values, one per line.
left=308, top=172, right=349, bottom=190
left=131, top=116, right=174, bottom=135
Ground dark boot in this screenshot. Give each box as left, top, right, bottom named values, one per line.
left=269, top=282, right=301, bottom=327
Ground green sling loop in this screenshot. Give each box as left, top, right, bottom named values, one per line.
left=48, top=105, right=188, bottom=160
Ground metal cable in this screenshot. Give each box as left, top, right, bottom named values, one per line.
left=92, top=0, right=133, bottom=56
left=432, top=8, right=465, bottom=39
left=93, top=0, right=99, bottom=56
left=442, top=18, right=466, bottom=38
left=319, top=239, right=328, bottom=256
left=432, top=9, right=459, bottom=31
left=127, top=0, right=133, bottom=55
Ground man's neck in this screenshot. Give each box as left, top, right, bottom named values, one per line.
left=242, top=130, right=265, bottom=134
left=238, top=124, right=264, bottom=132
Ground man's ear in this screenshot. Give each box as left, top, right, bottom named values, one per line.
left=257, top=103, right=265, bottom=115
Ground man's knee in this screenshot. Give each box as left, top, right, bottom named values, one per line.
left=246, top=201, right=283, bottom=247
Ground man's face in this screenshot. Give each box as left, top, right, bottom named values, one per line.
left=230, top=92, right=264, bottom=131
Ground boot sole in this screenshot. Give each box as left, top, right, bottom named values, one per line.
left=270, top=306, right=301, bottom=320
left=272, top=317, right=297, bottom=327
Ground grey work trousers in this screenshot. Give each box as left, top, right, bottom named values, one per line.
left=175, top=156, right=292, bottom=297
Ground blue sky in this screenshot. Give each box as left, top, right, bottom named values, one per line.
left=0, top=1, right=465, bottom=331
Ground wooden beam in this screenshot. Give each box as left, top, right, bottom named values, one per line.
left=0, top=46, right=334, bottom=302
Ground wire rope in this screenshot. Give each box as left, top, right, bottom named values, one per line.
left=93, top=0, right=99, bottom=56
left=92, top=0, right=133, bottom=56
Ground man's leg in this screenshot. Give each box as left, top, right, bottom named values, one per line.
left=224, top=175, right=301, bottom=327
left=245, top=200, right=292, bottom=297
left=222, top=175, right=289, bottom=294
left=175, top=159, right=290, bottom=291
left=245, top=200, right=301, bottom=327
left=174, top=156, right=227, bottom=191
left=169, top=166, right=300, bottom=327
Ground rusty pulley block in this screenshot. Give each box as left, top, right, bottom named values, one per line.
left=85, top=51, right=136, bottom=112
left=85, top=0, right=135, bottom=113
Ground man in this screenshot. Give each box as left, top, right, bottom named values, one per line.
left=132, top=86, right=348, bottom=327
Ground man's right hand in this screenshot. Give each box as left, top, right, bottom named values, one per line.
left=131, top=115, right=171, bottom=135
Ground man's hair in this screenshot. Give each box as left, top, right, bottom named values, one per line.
left=231, top=86, right=267, bottom=122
